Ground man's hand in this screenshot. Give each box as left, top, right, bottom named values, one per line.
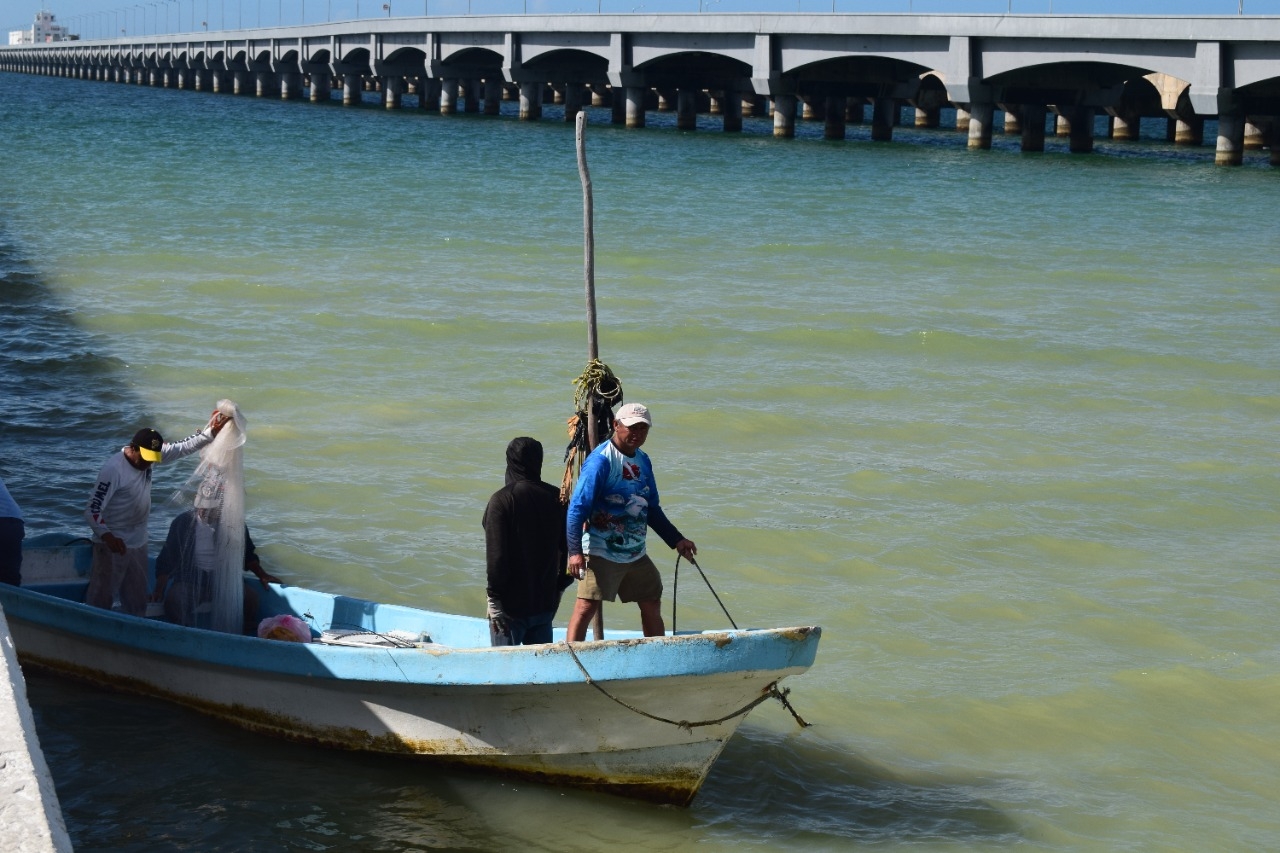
left=102, top=532, right=127, bottom=555
left=567, top=553, right=586, bottom=580
left=675, top=539, right=697, bottom=560
left=486, top=596, right=511, bottom=635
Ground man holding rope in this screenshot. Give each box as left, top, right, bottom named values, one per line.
left=565, top=403, right=697, bottom=640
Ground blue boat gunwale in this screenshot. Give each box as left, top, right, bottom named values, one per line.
left=0, top=580, right=821, bottom=688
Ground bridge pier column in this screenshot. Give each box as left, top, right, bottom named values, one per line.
left=464, top=79, right=481, bottom=113
left=342, top=73, right=361, bottom=105
left=915, top=105, right=940, bottom=128
left=440, top=78, right=458, bottom=114
left=954, top=106, right=970, bottom=133
left=176, top=69, right=192, bottom=89
left=625, top=87, right=646, bottom=128
left=772, top=94, right=796, bottom=138
left=1054, top=113, right=1071, bottom=136
left=720, top=89, right=742, bottom=132
left=846, top=97, right=865, bottom=124
left=656, top=89, right=675, bottom=112
left=1066, top=106, right=1095, bottom=153
left=192, top=69, right=207, bottom=91
left=281, top=72, right=302, bottom=100
left=416, top=77, right=440, bottom=110
left=484, top=78, right=502, bottom=115
left=1215, top=113, right=1245, bottom=166
left=611, top=88, right=626, bottom=123
left=676, top=89, right=697, bottom=130
left=870, top=97, right=896, bottom=141
left=1243, top=118, right=1265, bottom=149
left=1177, top=118, right=1198, bottom=142
left=1110, top=112, right=1140, bottom=140
left=824, top=95, right=846, bottom=140
left=232, top=70, right=247, bottom=94
left=591, top=86, right=609, bottom=107
left=966, top=102, right=994, bottom=149
left=255, top=71, right=273, bottom=97
left=1020, top=104, right=1046, bottom=152
left=801, top=97, right=823, bottom=121
left=519, top=81, right=543, bottom=120
left=211, top=71, right=227, bottom=93
left=564, top=83, right=584, bottom=122
left=1000, top=104, right=1020, bottom=135
left=383, top=76, right=403, bottom=109
left=310, top=73, right=331, bottom=102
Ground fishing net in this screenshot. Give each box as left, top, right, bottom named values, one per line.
left=167, top=400, right=247, bottom=634
left=560, top=359, right=622, bottom=504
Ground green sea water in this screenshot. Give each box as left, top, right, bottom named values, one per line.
left=2, top=71, right=1279, bottom=851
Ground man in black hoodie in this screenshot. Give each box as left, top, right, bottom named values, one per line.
left=482, top=437, right=571, bottom=646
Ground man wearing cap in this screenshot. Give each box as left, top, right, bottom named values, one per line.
left=565, top=403, right=697, bottom=640
left=84, top=412, right=229, bottom=615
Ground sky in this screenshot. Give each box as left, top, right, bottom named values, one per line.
left=5, top=0, right=1268, bottom=47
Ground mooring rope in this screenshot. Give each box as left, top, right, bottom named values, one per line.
left=563, top=640, right=802, bottom=731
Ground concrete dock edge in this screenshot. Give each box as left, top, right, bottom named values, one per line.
left=0, top=603, right=73, bottom=852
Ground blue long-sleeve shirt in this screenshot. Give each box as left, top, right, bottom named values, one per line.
left=565, top=440, right=682, bottom=563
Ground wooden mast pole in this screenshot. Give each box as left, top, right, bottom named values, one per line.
left=577, top=110, right=599, bottom=449
left=576, top=110, right=606, bottom=641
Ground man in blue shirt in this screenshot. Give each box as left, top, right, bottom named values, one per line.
left=565, top=403, right=697, bottom=640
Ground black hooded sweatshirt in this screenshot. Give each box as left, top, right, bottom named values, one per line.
left=481, top=437, right=571, bottom=618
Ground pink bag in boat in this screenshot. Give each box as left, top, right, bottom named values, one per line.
left=257, top=614, right=312, bottom=643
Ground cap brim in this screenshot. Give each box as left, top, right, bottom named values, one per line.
left=137, top=447, right=162, bottom=463
left=618, top=418, right=651, bottom=426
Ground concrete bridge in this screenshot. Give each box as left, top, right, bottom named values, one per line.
left=3, top=13, right=1279, bottom=165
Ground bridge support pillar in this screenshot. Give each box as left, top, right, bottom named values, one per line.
left=846, top=97, right=865, bottom=124
left=564, top=83, right=584, bottom=122
left=464, top=79, right=481, bottom=113
left=232, top=70, right=248, bottom=95
left=281, top=72, right=302, bottom=100
left=870, top=97, right=896, bottom=141
left=310, top=73, right=331, bottom=102
left=802, top=97, right=823, bottom=121
left=915, top=105, right=940, bottom=128
left=824, top=96, right=846, bottom=140
left=966, top=102, right=994, bottom=149
left=255, top=71, right=273, bottom=97
left=611, top=89, right=626, bottom=123
left=1019, top=104, right=1046, bottom=152
left=440, top=78, right=458, bottom=114
left=484, top=78, right=502, bottom=115
left=519, top=81, right=542, bottom=120
left=676, top=90, right=697, bottom=130
left=1000, top=105, right=1020, bottom=135
left=342, top=74, right=361, bottom=105
left=720, top=89, right=742, bottom=132
left=210, top=71, right=227, bottom=93
left=955, top=106, right=970, bottom=133
left=1243, top=119, right=1265, bottom=149
left=1055, top=113, right=1071, bottom=136
left=193, top=69, right=209, bottom=91
left=771, top=94, right=796, bottom=138
left=383, top=76, right=403, bottom=109
left=1109, top=108, right=1140, bottom=140
left=1215, top=113, right=1245, bottom=166
left=1172, top=114, right=1203, bottom=144
left=416, top=77, right=440, bottom=110
left=625, top=87, right=646, bottom=128
left=1066, top=106, right=1095, bottom=153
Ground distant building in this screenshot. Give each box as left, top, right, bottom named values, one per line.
left=9, top=11, right=74, bottom=45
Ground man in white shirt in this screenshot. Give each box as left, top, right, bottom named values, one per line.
left=84, top=411, right=229, bottom=615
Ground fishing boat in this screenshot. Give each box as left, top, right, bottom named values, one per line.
left=3, top=533, right=820, bottom=805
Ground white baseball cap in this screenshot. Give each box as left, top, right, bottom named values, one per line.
left=615, top=403, right=652, bottom=427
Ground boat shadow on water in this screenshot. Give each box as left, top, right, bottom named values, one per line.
left=693, top=726, right=1026, bottom=846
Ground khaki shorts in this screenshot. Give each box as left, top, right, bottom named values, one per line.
left=577, top=553, right=663, bottom=603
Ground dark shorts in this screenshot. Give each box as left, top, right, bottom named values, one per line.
left=577, top=553, right=662, bottom=603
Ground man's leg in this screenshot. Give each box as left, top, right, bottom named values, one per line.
left=520, top=611, right=555, bottom=646
left=637, top=599, right=665, bottom=638
left=85, top=542, right=122, bottom=609
left=117, top=548, right=149, bottom=617
left=567, top=598, right=602, bottom=642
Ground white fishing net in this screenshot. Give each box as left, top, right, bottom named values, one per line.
left=168, top=400, right=247, bottom=634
